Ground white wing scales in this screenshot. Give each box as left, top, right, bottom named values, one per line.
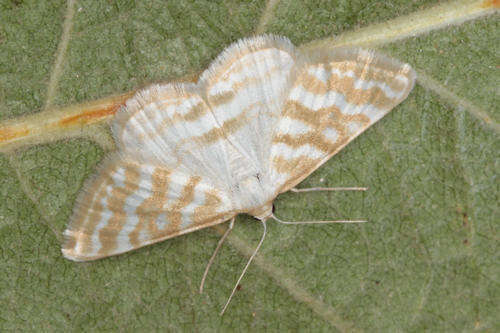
left=269, top=48, right=416, bottom=192
left=63, top=156, right=234, bottom=261
left=63, top=36, right=416, bottom=261
left=200, top=36, right=297, bottom=175
left=113, top=85, right=235, bottom=190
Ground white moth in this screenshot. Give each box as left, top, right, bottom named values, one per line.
left=62, top=35, right=416, bottom=312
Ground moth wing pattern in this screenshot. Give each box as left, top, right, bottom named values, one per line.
left=63, top=36, right=302, bottom=261
left=62, top=155, right=235, bottom=261
left=198, top=35, right=298, bottom=188
left=62, top=35, right=417, bottom=261
left=65, top=81, right=242, bottom=261
left=112, top=83, right=237, bottom=191
left=269, top=48, right=417, bottom=192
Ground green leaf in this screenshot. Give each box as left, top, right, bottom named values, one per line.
left=0, top=0, right=498, bottom=331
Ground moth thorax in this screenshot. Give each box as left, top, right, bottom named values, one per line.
left=233, top=173, right=272, bottom=215
left=248, top=203, right=273, bottom=221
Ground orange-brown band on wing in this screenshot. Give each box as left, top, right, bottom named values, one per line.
left=64, top=160, right=116, bottom=255
left=327, top=61, right=409, bottom=92
left=299, top=70, right=403, bottom=110
left=129, top=167, right=171, bottom=249
left=164, top=176, right=201, bottom=236
left=97, top=164, right=141, bottom=255
left=62, top=156, right=235, bottom=261
left=270, top=49, right=416, bottom=194
left=207, top=64, right=288, bottom=108
left=157, top=100, right=208, bottom=127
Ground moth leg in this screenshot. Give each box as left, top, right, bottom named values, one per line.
left=199, top=217, right=235, bottom=294
left=290, top=186, right=368, bottom=192
left=220, top=219, right=267, bottom=316
left=270, top=213, right=367, bottom=225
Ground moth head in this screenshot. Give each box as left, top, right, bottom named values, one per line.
left=248, top=202, right=273, bottom=221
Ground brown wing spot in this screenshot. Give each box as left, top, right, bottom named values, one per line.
left=98, top=164, right=141, bottom=255
left=273, top=155, right=321, bottom=177
left=180, top=102, right=208, bottom=122
left=208, top=90, right=236, bottom=107
left=280, top=101, right=370, bottom=147
left=198, top=126, right=227, bottom=144
left=208, top=64, right=285, bottom=106
left=196, top=104, right=256, bottom=143
left=284, top=100, right=368, bottom=128
left=67, top=164, right=115, bottom=256
left=206, top=47, right=292, bottom=84
left=273, top=132, right=331, bottom=152
left=193, top=190, right=222, bottom=225
left=129, top=167, right=171, bottom=248
left=328, top=61, right=409, bottom=92
left=162, top=176, right=202, bottom=236
left=158, top=100, right=209, bottom=129
left=297, top=70, right=398, bottom=110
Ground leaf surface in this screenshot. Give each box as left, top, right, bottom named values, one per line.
left=0, top=0, right=497, bottom=331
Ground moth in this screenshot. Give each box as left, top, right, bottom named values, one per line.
left=62, top=35, right=415, bottom=310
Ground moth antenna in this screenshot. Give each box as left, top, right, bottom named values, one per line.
left=270, top=213, right=367, bottom=224
left=200, top=217, right=235, bottom=294
left=220, top=219, right=267, bottom=316
left=291, top=186, right=368, bottom=192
